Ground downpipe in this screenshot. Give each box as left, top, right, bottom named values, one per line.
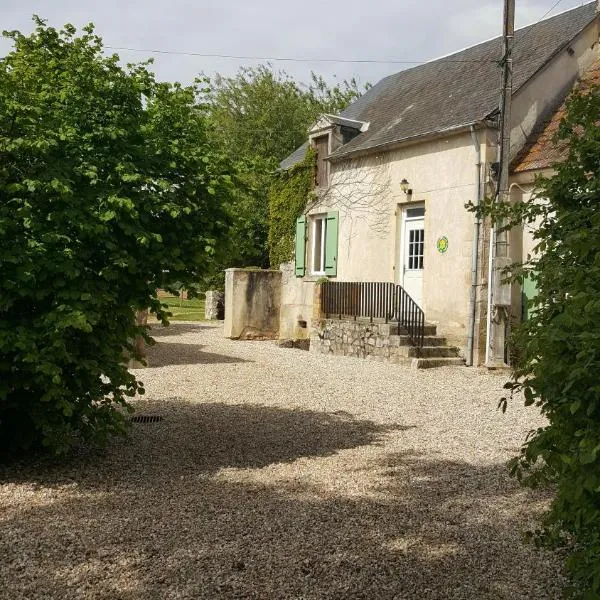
left=466, top=125, right=482, bottom=366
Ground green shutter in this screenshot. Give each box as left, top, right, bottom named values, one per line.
left=324, top=211, right=339, bottom=277
left=521, top=273, right=538, bottom=321
left=295, top=215, right=307, bottom=277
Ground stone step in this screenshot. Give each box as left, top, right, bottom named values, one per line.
left=412, top=357, right=466, bottom=369
left=389, top=334, right=448, bottom=348
left=398, top=324, right=438, bottom=336
left=408, top=346, right=460, bottom=358
left=423, top=336, right=448, bottom=347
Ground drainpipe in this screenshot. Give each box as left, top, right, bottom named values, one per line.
left=485, top=210, right=495, bottom=365
left=467, top=125, right=482, bottom=366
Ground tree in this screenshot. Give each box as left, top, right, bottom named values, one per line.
left=0, top=19, right=232, bottom=454
left=202, top=66, right=368, bottom=275
left=475, top=86, right=600, bottom=598
left=205, top=66, right=366, bottom=167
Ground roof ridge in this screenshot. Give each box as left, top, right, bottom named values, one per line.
left=395, top=1, right=596, bottom=72
left=281, top=1, right=599, bottom=170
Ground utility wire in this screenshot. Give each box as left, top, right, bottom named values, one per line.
left=513, top=0, right=568, bottom=49
left=104, top=45, right=496, bottom=65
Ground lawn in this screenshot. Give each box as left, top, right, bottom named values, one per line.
left=160, top=294, right=206, bottom=321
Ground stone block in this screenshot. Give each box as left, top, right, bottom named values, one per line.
left=205, top=290, right=225, bottom=320
left=388, top=335, right=401, bottom=347
left=277, top=339, right=310, bottom=351
left=378, top=323, right=392, bottom=335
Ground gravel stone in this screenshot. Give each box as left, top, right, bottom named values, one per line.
left=0, top=322, right=565, bottom=599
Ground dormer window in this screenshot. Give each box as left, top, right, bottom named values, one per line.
left=308, top=114, right=368, bottom=189
left=313, top=135, right=329, bottom=188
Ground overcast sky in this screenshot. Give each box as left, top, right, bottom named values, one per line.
left=0, top=1, right=594, bottom=87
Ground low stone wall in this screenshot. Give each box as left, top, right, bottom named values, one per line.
left=310, top=318, right=414, bottom=364
left=223, top=268, right=281, bottom=340
left=157, top=288, right=188, bottom=299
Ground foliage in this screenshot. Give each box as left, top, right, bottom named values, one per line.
left=268, top=148, right=316, bottom=268
left=203, top=66, right=367, bottom=273
left=0, top=19, right=232, bottom=454
left=204, top=65, right=366, bottom=167
left=474, top=87, right=600, bottom=598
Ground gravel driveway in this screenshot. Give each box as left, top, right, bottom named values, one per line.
left=0, top=322, right=563, bottom=599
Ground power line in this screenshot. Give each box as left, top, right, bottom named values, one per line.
left=104, top=45, right=495, bottom=65
left=513, top=0, right=568, bottom=49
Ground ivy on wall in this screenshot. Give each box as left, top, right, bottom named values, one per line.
left=267, top=148, right=316, bottom=268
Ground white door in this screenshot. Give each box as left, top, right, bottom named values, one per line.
left=401, top=207, right=425, bottom=307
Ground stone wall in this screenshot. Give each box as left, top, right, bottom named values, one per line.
left=310, top=318, right=414, bottom=365
left=279, top=261, right=316, bottom=341
left=223, top=269, right=281, bottom=340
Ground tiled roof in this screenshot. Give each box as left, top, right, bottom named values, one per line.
left=513, top=57, right=600, bottom=173
left=281, top=2, right=598, bottom=169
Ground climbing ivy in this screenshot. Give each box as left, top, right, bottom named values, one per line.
left=267, top=148, right=316, bottom=268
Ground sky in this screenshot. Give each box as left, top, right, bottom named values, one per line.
left=0, top=0, right=594, bottom=88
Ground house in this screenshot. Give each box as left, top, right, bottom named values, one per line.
left=278, top=1, right=600, bottom=366
left=511, top=55, right=600, bottom=321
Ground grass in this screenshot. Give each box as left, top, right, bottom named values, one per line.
left=160, top=295, right=206, bottom=321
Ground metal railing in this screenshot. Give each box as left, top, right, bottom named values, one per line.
left=320, top=281, right=425, bottom=350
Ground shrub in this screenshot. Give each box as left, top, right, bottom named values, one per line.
left=0, top=19, right=232, bottom=454
left=477, top=86, right=600, bottom=597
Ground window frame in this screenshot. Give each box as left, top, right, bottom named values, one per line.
left=310, top=214, right=327, bottom=275
left=397, top=203, right=426, bottom=283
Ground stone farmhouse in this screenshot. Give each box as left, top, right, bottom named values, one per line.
left=268, top=2, right=600, bottom=367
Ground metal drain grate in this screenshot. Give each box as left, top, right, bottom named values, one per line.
left=130, top=415, right=163, bottom=424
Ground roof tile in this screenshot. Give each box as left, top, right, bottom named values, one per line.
left=513, top=57, right=600, bottom=173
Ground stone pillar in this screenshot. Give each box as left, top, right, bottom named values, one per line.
left=312, top=281, right=324, bottom=321
left=223, top=268, right=282, bottom=339
left=204, top=290, right=224, bottom=320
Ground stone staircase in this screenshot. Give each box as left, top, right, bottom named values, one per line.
left=310, top=318, right=465, bottom=369
left=393, top=324, right=465, bottom=369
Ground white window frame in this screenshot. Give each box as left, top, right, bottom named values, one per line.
left=310, top=214, right=327, bottom=275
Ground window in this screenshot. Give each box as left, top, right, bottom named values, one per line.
left=406, top=207, right=425, bottom=219
left=314, top=135, right=329, bottom=188
left=407, top=228, right=424, bottom=270
left=295, top=212, right=338, bottom=278
left=311, top=215, right=327, bottom=274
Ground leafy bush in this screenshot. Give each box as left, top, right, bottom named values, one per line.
left=477, top=87, right=600, bottom=598
left=0, top=19, right=232, bottom=454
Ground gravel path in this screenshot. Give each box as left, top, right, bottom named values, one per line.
left=0, top=322, right=564, bottom=599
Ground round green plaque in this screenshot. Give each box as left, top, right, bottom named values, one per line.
left=437, top=236, right=449, bottom=254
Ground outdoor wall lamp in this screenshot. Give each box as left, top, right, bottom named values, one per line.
left=400, top=178, right=413, bottom=195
